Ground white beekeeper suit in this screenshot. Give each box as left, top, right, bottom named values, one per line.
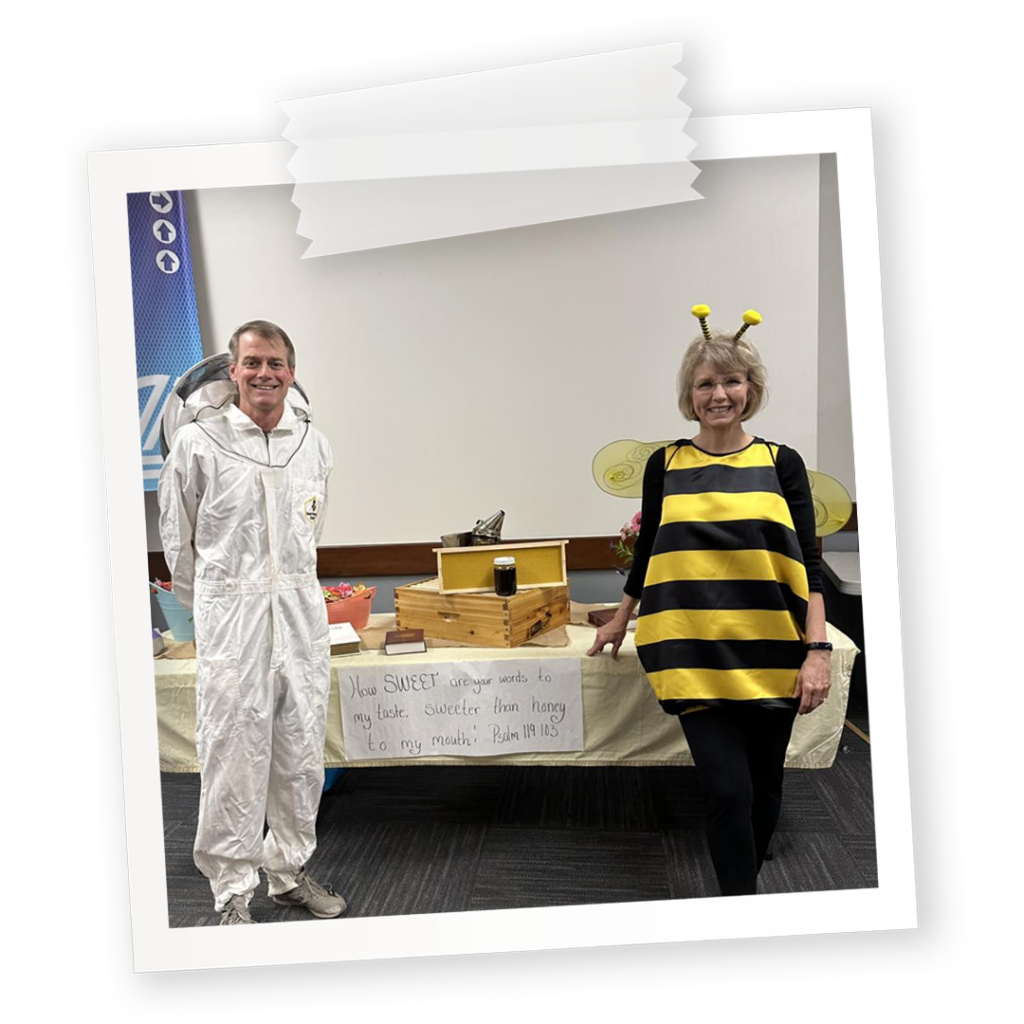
left=158, top=387, right=333, bottom=911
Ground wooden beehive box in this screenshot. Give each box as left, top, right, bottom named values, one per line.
left=434, top=540, right=568, bottom=595
left=394, top=578, right=570, bottom=648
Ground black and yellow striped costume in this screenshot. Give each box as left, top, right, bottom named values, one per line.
left=626, top=438, right=822, bottom=712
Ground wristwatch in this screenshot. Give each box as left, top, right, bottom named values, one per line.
left=805, top=642, right=833, bottom=653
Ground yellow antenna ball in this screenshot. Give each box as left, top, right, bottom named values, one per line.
left=732, top=308, right=762, bottom=343
left=691, top=304, right=712, bottom=341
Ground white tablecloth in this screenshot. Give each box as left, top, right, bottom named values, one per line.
left=823, top=552, right=862, bottom=596
left=155, top=617, right=858, bottom=771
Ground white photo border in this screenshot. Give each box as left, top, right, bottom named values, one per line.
left=88, top=108, right=915, bottom=973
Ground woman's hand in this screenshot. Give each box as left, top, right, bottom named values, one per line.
left=793, top=650, right=831, bottom=714
left=587, top=620, right=629, bottom=659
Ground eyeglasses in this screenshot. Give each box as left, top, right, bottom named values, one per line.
left=692, top=376, right=748, bottom=394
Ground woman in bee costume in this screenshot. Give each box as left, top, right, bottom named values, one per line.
left=588, top=306, right=831, bottom=897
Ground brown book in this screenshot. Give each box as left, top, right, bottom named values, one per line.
left=385, top=628, right=427, bottom=655
left=587, top=608, right=638, bottom=630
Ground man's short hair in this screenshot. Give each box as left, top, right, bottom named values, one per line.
left=228, top=320, right=296, bottom=369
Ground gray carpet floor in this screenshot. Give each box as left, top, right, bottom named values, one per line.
left=160, top=712, right=875, bottom=927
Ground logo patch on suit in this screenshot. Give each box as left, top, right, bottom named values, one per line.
left=303, top=495, right=322, bottom=524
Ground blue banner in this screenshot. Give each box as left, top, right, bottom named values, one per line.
left=128, top=190, right=204, bottom=490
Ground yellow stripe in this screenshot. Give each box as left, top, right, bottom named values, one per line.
left=644, top=548, right=809, bottom=600
left=647, top=666, right=799, bottom=701
left=662, top=490, right=794, bottom=528
left=667, top=443, right=779, bottom=470
left=636, top=608, right=804, bottom=643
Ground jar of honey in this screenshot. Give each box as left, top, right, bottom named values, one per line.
left=493, top=556, right=517, bottom=597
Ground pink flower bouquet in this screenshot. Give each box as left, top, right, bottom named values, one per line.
left=610, top=510, right=642, bottom=570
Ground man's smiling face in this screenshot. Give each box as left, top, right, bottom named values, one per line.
left=229, top=331, right=296, bottom=423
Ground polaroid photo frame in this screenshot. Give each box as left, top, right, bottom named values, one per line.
left=66, top=12, right=958, bottom=1011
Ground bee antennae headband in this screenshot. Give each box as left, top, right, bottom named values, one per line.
left=690, top=304, right=763, bottom=343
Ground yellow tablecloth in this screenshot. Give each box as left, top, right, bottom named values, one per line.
left=155, top=617, right=858, bottom=771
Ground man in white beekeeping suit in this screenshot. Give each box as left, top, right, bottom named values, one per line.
left=158, top=320, right=346, bottom=925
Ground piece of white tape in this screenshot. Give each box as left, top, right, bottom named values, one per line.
left=281, top=43, right=700, bottom=255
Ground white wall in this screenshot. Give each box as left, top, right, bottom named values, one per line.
left=147, top=154, right=830, bottom=548
left=817, top=153, right=856, bottom=499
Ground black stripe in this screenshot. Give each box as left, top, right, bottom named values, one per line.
left=638, top=638, right=807, bottom=674
left=639, top=578, right=808, bottom=622
left=663, top=463, right=781, bottom=497
left=660, top=697, right=800, bottom=713
left=652, top=520, right=804, bottom=564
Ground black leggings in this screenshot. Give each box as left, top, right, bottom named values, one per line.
left=679, top=704, right=798, bottom=897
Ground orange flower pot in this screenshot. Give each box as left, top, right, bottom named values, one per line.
left=325, top=586, right=377, bottom=631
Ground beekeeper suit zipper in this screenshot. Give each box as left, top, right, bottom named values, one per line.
left=263, top=429, right=283, bottom=671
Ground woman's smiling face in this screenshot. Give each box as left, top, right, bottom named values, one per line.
left=690, top=362, right=750, bottom=430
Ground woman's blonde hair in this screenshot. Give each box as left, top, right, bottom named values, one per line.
left=676, top=330, right=769, bottom=422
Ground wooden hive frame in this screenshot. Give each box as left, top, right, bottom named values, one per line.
left=434, top=540, right=569, bottom=595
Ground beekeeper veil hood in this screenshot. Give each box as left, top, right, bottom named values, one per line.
left=159, top=352, right=313, bottom=460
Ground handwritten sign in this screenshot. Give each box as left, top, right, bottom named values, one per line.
left=339, top=658, right=584, bottom=760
